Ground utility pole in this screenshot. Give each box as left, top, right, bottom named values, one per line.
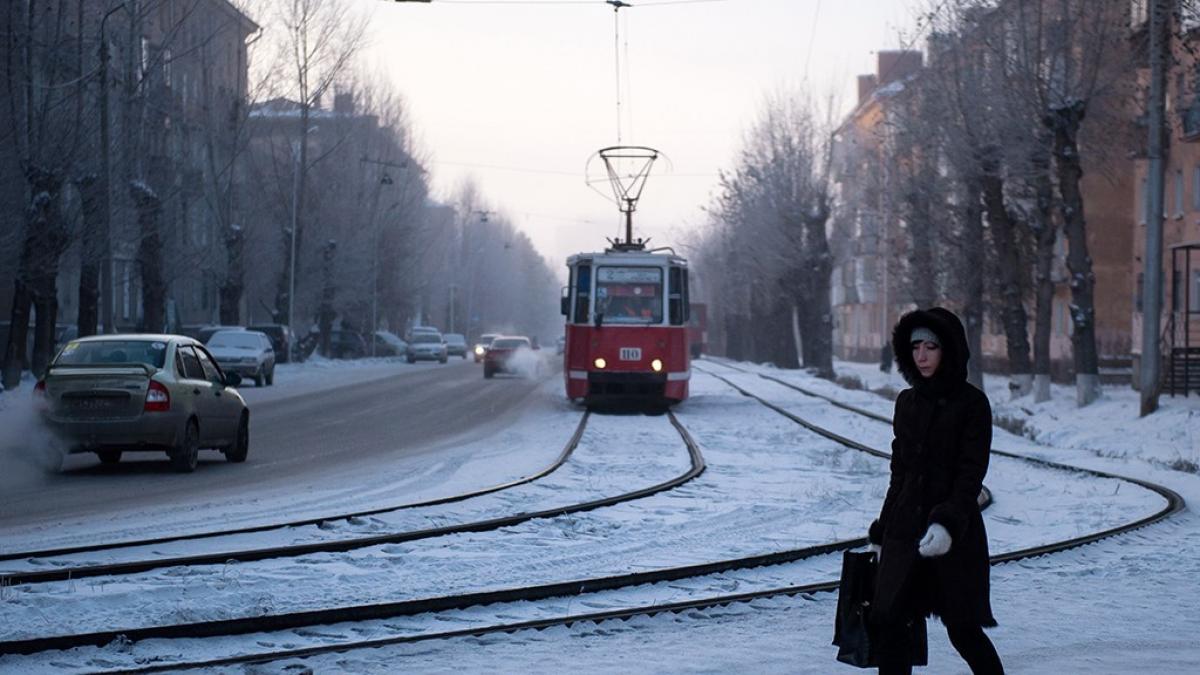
left=97, top=3, right=128, bottom=335
left=1141, top=0, right=1168, bottom=416
left=289, top=140, right=300, bottom=335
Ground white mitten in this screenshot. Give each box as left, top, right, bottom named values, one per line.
left=918, top=523, right=951, bottom=558
left=867, top=542, right=882, bottom=560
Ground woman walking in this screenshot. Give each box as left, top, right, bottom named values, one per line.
left=866, top=307, right=1004, bottom=675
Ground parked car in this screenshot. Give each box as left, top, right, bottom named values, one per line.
left=35, top=334, right=250, bottom=472
left=406, top=332, right=448, bottom=363
left=473, top=333, right=499, bottom=363
left=248, top=324, right=296, bottom=363
left=373, top=330, right=407, bottom=356
left=484, top=335, right=537, bottom=378
left=329, top=330, right=368, bottom=359
left=207, top=329, right=276, bottom=386
left=405, top=325, right=440, bottom=341
left=443, top=333, right=468, bottom=359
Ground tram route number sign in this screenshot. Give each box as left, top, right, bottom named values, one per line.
left=619, top=347, right=642, bottom=361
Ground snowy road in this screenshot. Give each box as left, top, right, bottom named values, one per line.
left=0, top=358, right=553, bottom=553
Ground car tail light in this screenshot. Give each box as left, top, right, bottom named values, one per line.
left=32, top=380, right=47, bottom=410
left=144, top=380, right=170, bottom=412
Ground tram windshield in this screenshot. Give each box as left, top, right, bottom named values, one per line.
left=595, top=266, right=663, bottom=324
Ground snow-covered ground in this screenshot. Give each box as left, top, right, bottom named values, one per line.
left=1, top=359, right=1188, bottom=674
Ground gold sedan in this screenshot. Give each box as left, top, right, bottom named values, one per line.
left=36, top=334, right=250, bottom=472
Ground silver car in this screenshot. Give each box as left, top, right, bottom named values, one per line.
left=207, top=329, right=276, bottom=386
left=36, top=334, right=250, bottom=472
left=406, top=332, right=448, bottom=363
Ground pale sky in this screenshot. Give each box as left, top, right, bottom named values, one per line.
left=358, top=0, right=926, bottom=269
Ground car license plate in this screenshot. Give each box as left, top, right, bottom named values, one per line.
left=619, top=347, right=641, bottom=361
left=67, top=397, right=120, bottom=410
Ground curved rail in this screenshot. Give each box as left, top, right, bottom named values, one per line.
left=699, top=359, right=1186, bottom=547
left=4, top=372, right=1184, bottom=668
left=0, top=411, right=706, bottom=656
left=0, top=412, right=592, bottom=564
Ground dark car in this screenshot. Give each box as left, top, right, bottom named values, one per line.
left=484, top=335, right=538, bottom=378
left=192, top=325, right=244, bottom=346
left=248, top=324, right=295, bottom=363
left=329, top=330, right=368, bottom=359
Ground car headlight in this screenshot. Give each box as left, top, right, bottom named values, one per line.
left=594, top=357, right=606, bottom=369
left=651, top=358, right=663, bottom=372
left=475, top=345, right=484, bottom=355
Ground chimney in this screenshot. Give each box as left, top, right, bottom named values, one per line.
left=858, top=74, right=878, bottom=106
left=876, top=50, right=923, bottom=86
left=334, top=92, right=355, bottom=115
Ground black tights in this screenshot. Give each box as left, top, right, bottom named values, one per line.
left=877, top=621, right=1003, bottom=675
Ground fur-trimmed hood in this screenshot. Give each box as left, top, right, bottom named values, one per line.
left=892, top=307, right=971, bottom=388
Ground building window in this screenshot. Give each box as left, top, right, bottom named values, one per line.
left=1175, top=169, right=1184, bottom=216
left=1192, top=166, right=1200, bottom=210
left=1137, top=272, right=1144, bottom=313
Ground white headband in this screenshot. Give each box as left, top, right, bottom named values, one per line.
left=910, top=326, right=940, bottom=346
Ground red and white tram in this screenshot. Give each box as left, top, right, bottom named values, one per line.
left=561, top=244, right=690, bottom=406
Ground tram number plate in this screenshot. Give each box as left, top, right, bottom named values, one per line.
left=619, top=347, right=642, bottom=361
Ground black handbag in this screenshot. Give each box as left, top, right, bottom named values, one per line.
left=833, top=549, right=927, bottom=668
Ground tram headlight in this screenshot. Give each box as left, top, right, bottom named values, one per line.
left=650, top=358, right=663, bottom=372
left=594, top=357, right=607, bottom=369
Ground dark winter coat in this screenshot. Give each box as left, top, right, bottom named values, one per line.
left=867, top=307, right=997, bottom=628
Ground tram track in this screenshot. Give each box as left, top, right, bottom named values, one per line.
left=1, top=368, right=1183, bottom=671
left=0, top=412, right=591, bottom=566
left=0, top=410, right=707, bottom=657
left=0, top=406, right=706, bottom=586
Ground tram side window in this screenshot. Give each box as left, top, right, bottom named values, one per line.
left=682, top=268, right=690, bottom=323
left=574, top=264, right=591, bottom=323
left=669, top=267, right=684, bottom=325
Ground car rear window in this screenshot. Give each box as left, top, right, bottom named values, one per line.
left=491, top=338, right=529, bottom=349
left=444, top=334, right=466, bottom=344
left=413, top=334, right=442, bottom=343
left=208, top=332, right=261, bottom=349
left=55, top=340, right=168, bottom=369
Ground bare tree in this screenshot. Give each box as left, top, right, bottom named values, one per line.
left=256, top=0, right=367, bottom=327
left=1034, top=0, right=1131, bottom=405
left=693, top=91, right=836, bottom=375
left=1, top=0, right=91, bottom=388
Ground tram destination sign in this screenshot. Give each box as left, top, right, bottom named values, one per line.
left=597, top=267, right=660, bottom=284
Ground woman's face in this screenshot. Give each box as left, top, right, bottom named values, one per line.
left=912, top=340, right=941, bottom=378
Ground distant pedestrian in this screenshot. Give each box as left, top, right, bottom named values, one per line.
left=866, top=307, right=1003, bottom=675
left=879, top=339, right=892, bottom=373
